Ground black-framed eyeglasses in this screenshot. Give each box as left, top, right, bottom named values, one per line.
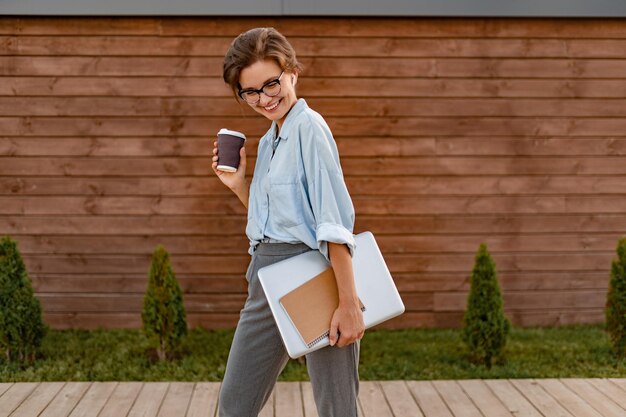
left=238, top=71, right=284, bottom=105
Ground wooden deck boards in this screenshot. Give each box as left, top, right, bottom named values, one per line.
left=0, top=379, right=624, bottom=417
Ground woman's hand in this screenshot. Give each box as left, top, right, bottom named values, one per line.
left=212, top=140, right=249, bottom=209
left=329, top=300, right=365, bottom=348
left=327, top=242, right=365, bottom=348
left=212, top=140, right=247, bottom=190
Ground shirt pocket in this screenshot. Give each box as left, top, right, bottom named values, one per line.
left=269, top=176, right=304, bottom=228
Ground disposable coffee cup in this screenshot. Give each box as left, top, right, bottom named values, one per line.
left=217, top=128, right=246, bottom=173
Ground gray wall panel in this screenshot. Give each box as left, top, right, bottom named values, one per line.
left=0, top=0, right=282, bottom=15
left=286, top=0, right=626, bottom=17
left=1, top=0, right=625, bottom=16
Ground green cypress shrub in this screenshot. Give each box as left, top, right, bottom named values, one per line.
left=462, top=243, right=510, bottom=368
left=0, top=236, right=47, bottom=363
left=606, top=237, right=626, bottom=358
left=142, top=245, right=187, bottom=361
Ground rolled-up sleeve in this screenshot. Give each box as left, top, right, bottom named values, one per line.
left=299, top=115, right=356, bottom=261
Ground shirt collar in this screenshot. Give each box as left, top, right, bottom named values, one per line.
left=269, top=98, right=308, bottom=141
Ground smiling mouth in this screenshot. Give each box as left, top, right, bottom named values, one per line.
left=264, top=99, right=281, bottom=111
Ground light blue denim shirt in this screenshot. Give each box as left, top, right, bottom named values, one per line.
left=246, top=98, right=356, bottom=261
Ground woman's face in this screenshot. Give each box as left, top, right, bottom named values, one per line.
left=239, top=59, right=298, bottom=128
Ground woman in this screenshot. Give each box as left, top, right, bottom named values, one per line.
left=213, top=27, right=364, bottom=417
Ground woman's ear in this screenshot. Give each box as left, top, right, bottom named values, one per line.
left=291, top=73, right=298, bottom=86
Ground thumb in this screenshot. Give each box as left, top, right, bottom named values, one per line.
left=239, top=146, right=246, bottom=169
left=329, top=318, right=339, bottom=346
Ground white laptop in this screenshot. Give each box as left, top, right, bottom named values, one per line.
left=257, top=231, right=405, bottom=359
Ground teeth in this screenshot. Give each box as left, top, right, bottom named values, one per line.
left=265, top=100, right=280, bottom=111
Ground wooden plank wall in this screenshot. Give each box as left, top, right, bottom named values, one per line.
left=1, top=17, right=625, bottom=329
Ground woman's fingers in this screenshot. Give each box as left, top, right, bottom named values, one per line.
left=329, top=318, right=339, bottom=347
left=211, top=140, right=219, bottom=172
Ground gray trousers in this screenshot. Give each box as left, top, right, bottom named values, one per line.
left=218, top=242, right=360, bottom=417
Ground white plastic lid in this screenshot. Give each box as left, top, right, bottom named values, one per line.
left=218, top=128, right=246, bottom=140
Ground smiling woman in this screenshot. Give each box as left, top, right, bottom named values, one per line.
left=212, top=27, right=363, bottom=417
left=239, top=62, right=296, bottom=126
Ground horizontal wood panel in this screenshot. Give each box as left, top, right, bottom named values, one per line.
left=36, top=290, right=607, bottom=314
left=2, top=117, right=626, bottom=137
left=21, top=252, right=615, bottom=274
left=52, top=291, right=423, bottom=312
left=5, top=36, right=626, bottom=59
left=39, top=293, right=248, bottom=313
left=42, top=309, right=606, bottom=329
left=10, top=233, right=625, bottom=255
left=431, top=309, right=605, bottom=328
left=348, top=177, right=626, bottom=195
left=343, top=157, right=626, bottom=176
left=393, top=271, right=609, bottom=292
left=23, top=254, right=250, bottom=274
left=4, top=78, right=626, bottom=98
left=4, top=176, right=626, bottom=197
left=14, top=235, right=250, bottom=255
left=353, top=196, right=626, bottom=215
left=0, top=216, right=249, bottom=235
left=3, top=57, right=626, bottom=78
left=504, top=309, right=606, bottom=327
left=428, top=307, right=604, bottom=328
left=379, top=234, right=625, bottom=253
left=5, top=156, right=626, bottom=176
left=4, top=137, right=626, bottom=158
left=0, top=76, right=229, bottom=97
left=321, top=79, right=626, bottom=99
left=4, top=195, right=626, bottom=215
left=330, top=118, right=626, bottom=137
left=425, top=137, right=626, bottom=157
left=380, top=312, right=437, bottom=328
left=355, top=196, right=626, bottom=215
left=0, top=138, right=220, bottom=158
left=0, top=196, right=249, bottom=215
left=4, top=135, right=626, bottom=160
left=434, top=290, right=607, bottom=311
left=161, top=18, right=626, bottom=39
left=0, top=176, right=235, bottom=196
left=3, top=18, right=626, bottom=38
left=0, top=117, right=267, bottom=137
left=313, top=98, right=626, bottom=117
left=31, top=275, right=249, bottom=294
left=304, top=58, right=626, bottom=78
left=3, top=97, right=626, bottom=117
left=4, top=214, right=626, bottom=235
left=42, top=312, right=241, bottom=329
left=29, top=271, right=610, bottom=294
left=0, top=97, right=241, bottom=117
left=0, top=56, right=221, bottom=77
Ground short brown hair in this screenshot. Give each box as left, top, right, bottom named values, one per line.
left=223, top=27, right=303, bottom=98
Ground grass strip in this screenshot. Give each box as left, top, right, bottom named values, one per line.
left=1, top=325, right=625, bottom=381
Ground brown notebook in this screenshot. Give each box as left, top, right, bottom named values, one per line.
left=279, top=267, right=365, bottom=347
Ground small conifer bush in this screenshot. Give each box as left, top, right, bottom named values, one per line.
left=142, top=245, right=187, bottom=361
left=462, top=243, right=510, bottom=368
left=0, top=236, right=47, bottom=363
left=606, top=237, right=626, bottom=358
